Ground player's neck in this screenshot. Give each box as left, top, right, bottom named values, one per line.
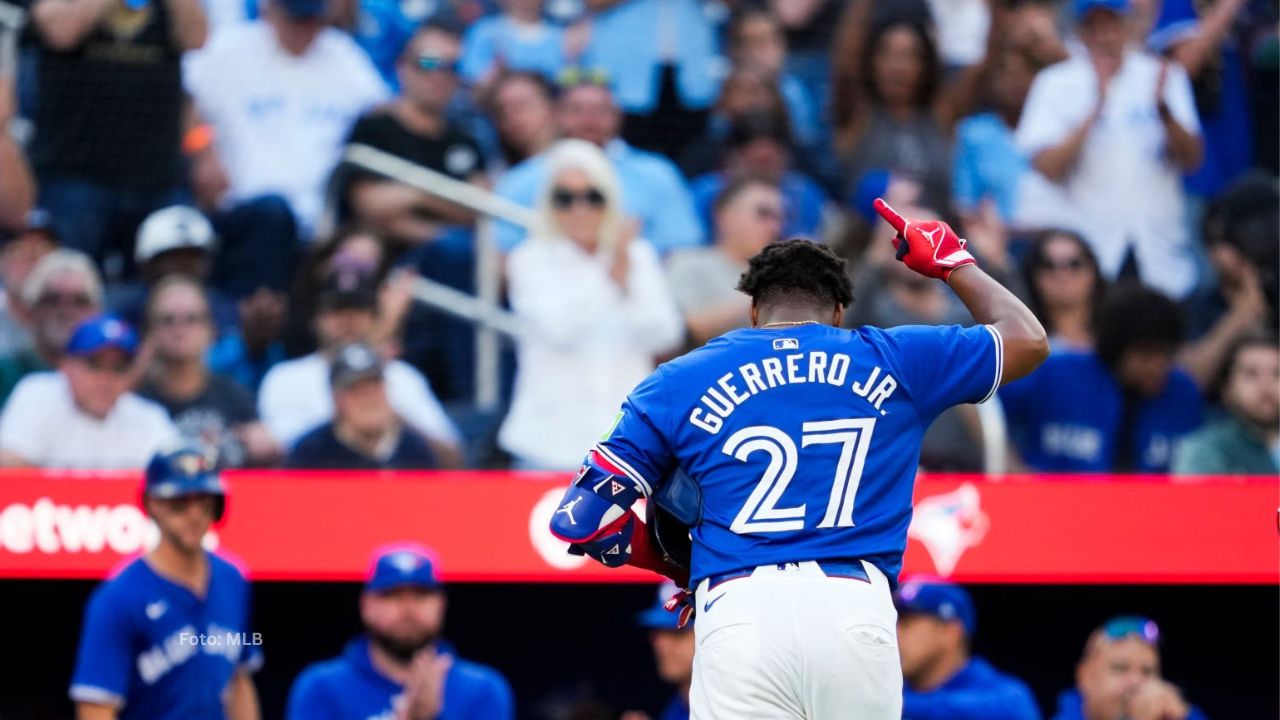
left=755, top=311, right=831, bottom=328
left=912, top=651, right=969, bottom=692
left=146, top=542, right=210, bottom=597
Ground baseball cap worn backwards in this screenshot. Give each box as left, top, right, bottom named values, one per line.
left=366, top=545, right=442, bottom=593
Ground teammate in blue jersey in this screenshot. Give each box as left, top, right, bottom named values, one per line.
left=70, top=447, right=262, bottom=720
left=286, top=544, right=514, bottom=720
left=549, top=200, right=1049, bottom=719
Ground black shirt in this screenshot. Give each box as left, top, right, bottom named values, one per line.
left=31, top=0, right=184, bottom=190
left=285, top=423, right=437, bottom=470
left=335, top=110, right=483, bottom=221
left=139, top=374, right=258, bottom=467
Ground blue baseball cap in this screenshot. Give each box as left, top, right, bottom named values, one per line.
left=1076, top=0, right=1130, bottom=17
left=366, top=545, right=442, bottom=593
left=636, top=580, right=686, bottom=631
left=894, top=578, right=976, bottom=636
left=275, top=0, right=327, bottom=19
left=65, top=315, right=138, bottom=357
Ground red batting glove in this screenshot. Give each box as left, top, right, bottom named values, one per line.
left=873, top=198, right=977, bottom=281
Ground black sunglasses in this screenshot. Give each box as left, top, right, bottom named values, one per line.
left=551, top=187, right=607, bottom=210
left=1037, top=256, right=1087, bottom=272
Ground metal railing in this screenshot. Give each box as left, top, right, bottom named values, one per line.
left=340, top=143, right=534, bottom=412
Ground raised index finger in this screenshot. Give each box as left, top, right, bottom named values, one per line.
left=873, top=198, right=907, bottom=234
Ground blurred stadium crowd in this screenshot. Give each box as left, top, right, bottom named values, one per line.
left=0, top=0, right=1275, bottom=716
left=0, top=0, right=1276, bottom=476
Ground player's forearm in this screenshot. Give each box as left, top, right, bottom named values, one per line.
left=946, top=265, right=1049, bottom=384
left=164, top=0, right=208, bottom=51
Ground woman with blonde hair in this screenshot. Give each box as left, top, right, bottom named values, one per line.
left=499, top=139, right=684, bottom=470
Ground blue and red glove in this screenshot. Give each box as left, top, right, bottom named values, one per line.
left=873, top=198, right=976, bottom=282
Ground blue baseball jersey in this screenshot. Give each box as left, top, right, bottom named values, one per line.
left=69, top=553, right=263, bottom=719
left=999, top=350, right=1203, bottom=473
left=286, top=636, right=515, bottom=720
left=903, top=656, right=1041, bottom=720
left=597, top=323, right=1002, bottom=585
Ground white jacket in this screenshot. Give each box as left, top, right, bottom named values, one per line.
left=499, top=237, right=684, bottom=469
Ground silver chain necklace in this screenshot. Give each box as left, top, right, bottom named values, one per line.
left=760, top=320, right=821, bottom=328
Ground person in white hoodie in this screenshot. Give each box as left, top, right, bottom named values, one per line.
left=500, top=139, right=683, bottom=470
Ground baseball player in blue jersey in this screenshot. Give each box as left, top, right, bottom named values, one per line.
left=549, top=200, right=1049, bottom=719
left=70, top=447, right=262, bottom=720
left=286, top=544, right=514, bottom=720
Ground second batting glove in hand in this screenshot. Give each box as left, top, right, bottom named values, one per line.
left=873, top=198, right=976, bottom=281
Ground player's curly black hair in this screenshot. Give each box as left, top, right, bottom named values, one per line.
left=736, top=239, right=854, bottom=310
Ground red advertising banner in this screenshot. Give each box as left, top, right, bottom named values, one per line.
left=0, top=470, right=1274, bottom=584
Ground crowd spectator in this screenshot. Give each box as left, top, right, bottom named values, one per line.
left=625, top=581, right=693, bottom=720
left=493, top=73, right=703, bottom=254
left=0, top=315, right=177, bottom=468
left=894, top=578, right=1040, bottom=720
left=258, top=271, right=464, bottom=465
left=0, top=249, right=102, bottom=402
left=768, top=0, right=843, bottom=115
left=666, top=176, right=781, bottom=348
left=286, top=544, right=514, bottom=719
left=724, top=8, right=822, bottom=159
left=286, top=342, right=438, bottom=469
left=1000, top=283, right=1203, bottom=473
left=339, top=0, right=439, bottom=90
left=184, top=0, right=388, bottom=244
left=678, top=65, right=791, bottom=178
left=1173, top=332, right=1279, bottom=475
left=1148, top=0, right=1253, bottom=202
left=459, top=0, right=564, bottom=87
left=1016, top=0, right=1203, bottom=300
left=1180, top=172, right=1278, bottom=389
left=689, top=109, right=831, bottom=242
left=1021, top=230, right=1107, bottom=352
left=1051, top=616, right=1207, bottom=720
left=486, top=70, right=558, bottom=168
left=0, top=210, right=58, bottom=356
left=138, top=276, right=280, bottom=468
left=832, top=7, right=955, bottom=212
left=0, top=75, right=33, bottom=231
left=498, top=139, right=682, bottom=469
left=106, top=206, right=228, bottom=332
left=576, top=0, right=718, bottom=159
left=28, top=0, right=205, bottom=272
left=340, top=21, right=486, bottom=246
left=951, top=21, right=1054, bottom=226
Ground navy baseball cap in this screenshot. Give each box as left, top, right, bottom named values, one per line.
left=1076, top=0, right=1130, bottom=17
left=894, top=578, right=977, bottom=636
left=275, top=0, right=327, bottom=18
left=366, top=545, right=442, bottom=593
left=65, top=315, right=138, bottom=357
left=636, top=580, right=686, bottom=631
left=330, top=343, right=384, bottom=389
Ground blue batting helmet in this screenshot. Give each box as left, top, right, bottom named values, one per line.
left=143, top=447, right=226, bottom=522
